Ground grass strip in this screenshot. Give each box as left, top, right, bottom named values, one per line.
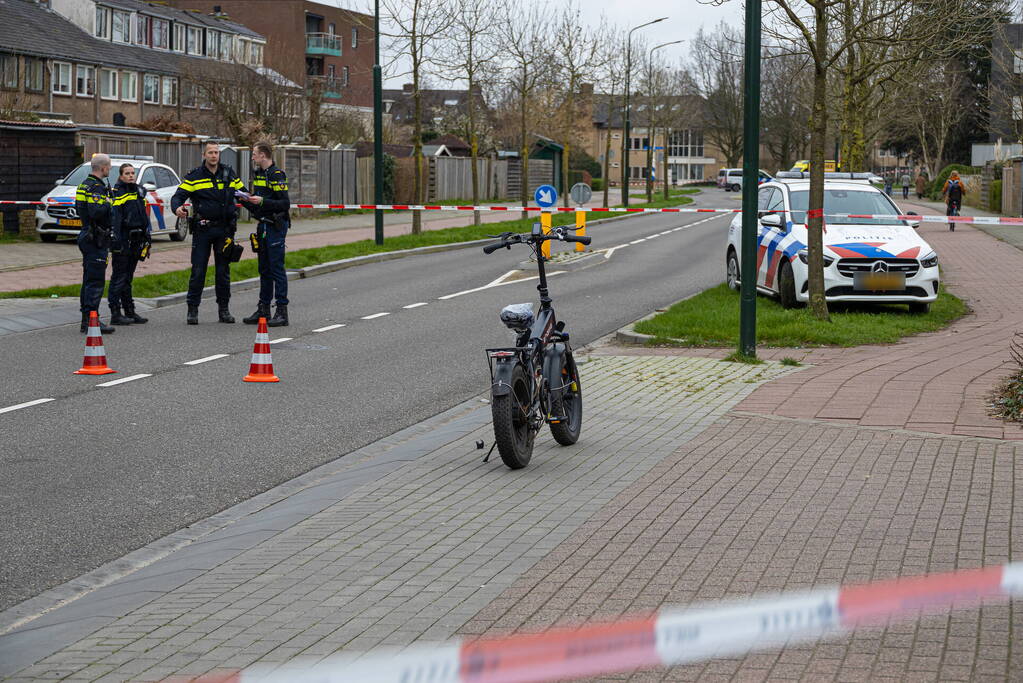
left=1, top=195, right=694, bottom=300
left=634, top=282, right=968, bottom=347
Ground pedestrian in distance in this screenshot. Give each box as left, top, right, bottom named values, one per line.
left=75, top=153, right=115, bottom=334
left=171, top=140, right=244, bottom=325
left=900, top=170, right=911, bottom=199
left=241, top=140, right=291, bottom=327
left=883, top=173, right=893, bottom=197
left=915, top=171, right=927, bottom=200
left=943, top=170, right=964, bottom=232
left=108, top=163, right=152, bottom=325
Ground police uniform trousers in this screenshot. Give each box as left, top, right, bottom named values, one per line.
left=257, top=221, right=288, bottom=306
left=187, top=224, right=232, bottom=307
left=108, top=244, right=142, bottom=309
left=77, top=231, right=108, bottom=314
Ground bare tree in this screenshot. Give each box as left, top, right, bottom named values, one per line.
left=660, top=66, right=696, bottom=199
left=888, top=61, right=968, bottom=178
left=380, top=0, right=452, bottom=233
left=437, top=0, right=499, bottom=223
left=691, top=24, right=744, bottom=168
left=596, top=27, right=627, bottom=208
left=761, top=49, right=812, bottom=171
left=501, top=1, right=553, bottom=216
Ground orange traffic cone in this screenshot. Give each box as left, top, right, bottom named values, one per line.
left=74, top=311, right=115, bottom=375
left=243, top=317, right=280, bottom=383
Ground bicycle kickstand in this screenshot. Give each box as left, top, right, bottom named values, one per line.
left=482, top=441, right=497, bottom=464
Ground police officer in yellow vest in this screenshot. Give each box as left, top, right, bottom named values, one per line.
left=241, top=140, right=292, bottom=327
left=75, top=154, right=115, bottom=334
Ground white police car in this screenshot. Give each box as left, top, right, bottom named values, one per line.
left=725, top=172, right=940, bottom=313
left=35, top=156, right=188, bottom=242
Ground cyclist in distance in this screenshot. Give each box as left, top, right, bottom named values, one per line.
left=942, top=170, right=963, bottom=232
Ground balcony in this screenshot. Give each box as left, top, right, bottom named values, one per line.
left=306, top=33, right=341, bottom=56
left=307, top=75, right=343, bottom=99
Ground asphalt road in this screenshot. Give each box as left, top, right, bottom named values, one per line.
left=0, top=195, right=732, bottom=612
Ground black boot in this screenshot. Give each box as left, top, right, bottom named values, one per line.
left=187, top=305, right=199, bottom=325
left=267, top=304, right=289, bottom=327
left=218, top=304, right=235, bottom=324
left=81, top=311, right=115, bottom=334
left=243, top=302, right=270, bottom=325
left=124, top=303, right=148, bottom=324
left=109, top=306, right=133, bottom=325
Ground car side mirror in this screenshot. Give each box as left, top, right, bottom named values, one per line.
left=142, top=183, right=157, bottom=192
left=55, top=178, right=63, bottom=186
left=760, top=212, right=784, bottom=229
left=904, top=211, right=920, bottom=229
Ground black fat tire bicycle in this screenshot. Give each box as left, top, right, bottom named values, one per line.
left=482, top=223, right=591, bottom=469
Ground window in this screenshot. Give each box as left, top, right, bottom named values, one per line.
left=52, top=61, right=71, bottom=94
left=173, top=24, right=185, bottom=52
left=0, top=54, right=17, bottom=89
left=342, top=66, right=349, bottom=86
left=181, top=80, right=196, bottom=107
left=24, top=57, right=44, bottom=92
left=328, top=22, right=336, bottom=35
left=155, top=167, right=178, bottom=188
left=444, top=98, right=458, bottom=106
left=327, top=64, right=336, bottom=79
left=219, top=33, right=232, bottom=61
left=120, top=71, right=137, bottom=101
left=629, top=167, right=648, bottom=179
left=95, top=6, right=110, bottom=38
left=112, top=10, right=131, bottom=42
left=236, top=38, right=248, bottom=63
left=630, top=137, right=648, bottom=151
left=1014, top=96, right=1023, bottom=121
left=136, top=14, right=150, bottom=45
left=143, top=73, right=159, bottom=103
left=205, top=30, right=216, bottom=56
left=162, top=76, right=177, bottom=105
left=187, top=26, right=201, bottom=54
left=667, top=129, right=704, bottom=158
left=100, top=68, right=117, bottom=99
left=250, top=42, right=263, bottom=66
left=352, top=27, right=358, bottom=48
left=139, top=167, right=157, bottom=188
left=1014, top=50, right=1023, bottom=75
left=76, top=65, right=95, bottom=96
left=152, top=18, right=169, bottom=49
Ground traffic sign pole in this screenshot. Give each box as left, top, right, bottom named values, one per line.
left=541, top=211, right=552, bottom=258
left=575, top=211, right=586, bottom=252
left=738, top=0, right=762, bottom=359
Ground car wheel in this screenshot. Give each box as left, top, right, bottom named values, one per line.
left=778, top=260, right=799, bottom=309
left=909, top=302, right=930, bottom=314
left=730, top=183, right=741, bottom=192
left=170, top=216, right=189, bottom=241
left=40, top=234, right=58, bottom=243
left=726, top=249, right=740, bottom=291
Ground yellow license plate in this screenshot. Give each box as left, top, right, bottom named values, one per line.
left=58, top=218, right=83, bottom=227
left=855, top=272, right=905, bottom=291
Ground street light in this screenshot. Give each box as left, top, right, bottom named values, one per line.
left=645, top=39, right=682, bottom=198
left=373, top=0, right=384, bottom=245
left=622, top=17, right=667, bottom=208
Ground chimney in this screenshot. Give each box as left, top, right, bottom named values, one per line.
left=212, top=5, right=227, bottom=18
left=402, top=83, right=413, bottom=94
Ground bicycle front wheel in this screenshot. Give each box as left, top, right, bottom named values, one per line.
left=491, top=363, right=535, bottom=469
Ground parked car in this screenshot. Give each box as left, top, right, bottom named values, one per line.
left=719, top=168, right=773, bottom=192
left=35, top=156, right=188, bottom=242
left=725, top=172, right=939, bottom=313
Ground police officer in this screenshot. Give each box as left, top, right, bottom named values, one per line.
left=76, top=154, right=115, bottom=334
left=242, top=140, right=291, bottom=327
left=171, top=140, right=244, bottom=325
left=108, top=163, right=152, bottom=325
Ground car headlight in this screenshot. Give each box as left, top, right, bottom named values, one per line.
left=920, top=251, right=938, bottom=268
left=797, top=248, right=835, bottom=266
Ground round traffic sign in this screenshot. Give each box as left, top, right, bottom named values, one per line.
left=569, top=183, right=592, bottom=205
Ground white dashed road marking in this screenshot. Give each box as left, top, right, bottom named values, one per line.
left=96, top=374, right=151, bottom=387
left=629, top=239, right=646, bottom=244
left=312, top=324, right=346, bottom=332
left=183, top=354, right=229, bottom=365
left=0, top=398, right=55, bottom=415
left=402, top=303, right=429, bottom=309
left=362, top=312, right=390, bottom=320
left=268, top=337, right=293, bottom=344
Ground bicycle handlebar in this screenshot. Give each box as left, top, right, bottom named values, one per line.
left=482, top=227, right=591, bottom=255
left=563, top=233, right=591, bottom=245
left=482, top=241, right=509, bottom=254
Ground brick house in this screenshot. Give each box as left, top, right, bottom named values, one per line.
left=164, top=0, right=375, bottom=114
left=0, top=0, right=276, bottom=134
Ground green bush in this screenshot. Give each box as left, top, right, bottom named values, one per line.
left=927, top=164, right=980, bottom=199
left=591, top=178, right=604, bottom=191
left=991, top=179, right=1002, bottom=212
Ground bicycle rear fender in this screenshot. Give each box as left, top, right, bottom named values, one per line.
left=542, top=342, right=567, bottom=398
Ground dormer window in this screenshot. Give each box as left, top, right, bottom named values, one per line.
left=95, top=6, right=110, bottom=38
left=444, top=99, right=458, bottom=106
left=112, top=10, right=131, bottom=43
left=135, top=14, right=150, bottom=46
left=152, top=18, right=170, bottom=50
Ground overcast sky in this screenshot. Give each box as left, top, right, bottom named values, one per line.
left=311, top=0, right=743, bottom=88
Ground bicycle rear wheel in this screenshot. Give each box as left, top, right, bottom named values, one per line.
left=491, top=363, right=535, bottom=469
left=549, top=353, right=582, bottom=446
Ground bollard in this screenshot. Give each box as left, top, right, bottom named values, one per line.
left=541, top=210, right=552, bottom=259
left=575, top=210, right=586, bottom=252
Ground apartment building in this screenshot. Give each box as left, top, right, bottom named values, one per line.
left=164, top=1, right=375, bottom=112
left=0, top=0, right=270, bottom=133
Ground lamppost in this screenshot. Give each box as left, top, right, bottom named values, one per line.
left=622, top=17, right=666, bottom=208
left=645, top=39, right=682, bottom=199
left=373, top=0, right=384, bottom=245
left=738, top=0, right=762, bottom=357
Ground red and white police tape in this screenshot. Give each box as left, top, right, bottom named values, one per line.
left=178, top=562, right=1022, bottom=683
left=5, top=199, right=1023, bottom=224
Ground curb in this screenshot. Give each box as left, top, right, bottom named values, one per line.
left=615, top=290, right=704, bottom=345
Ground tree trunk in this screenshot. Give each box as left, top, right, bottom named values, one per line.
left=663, top=127, right=670, bottom=200
left=645, top=128, right=653, bottom=202
left=520, top=80, right=529, bottom=220
left=602, top=125, right=611, bottom=208
left=807, top=9, right=830, bottom=322
left=469, top=77, right=480, bottom=226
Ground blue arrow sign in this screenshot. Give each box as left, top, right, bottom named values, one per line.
left=534, top=184, right=558, bottom=208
